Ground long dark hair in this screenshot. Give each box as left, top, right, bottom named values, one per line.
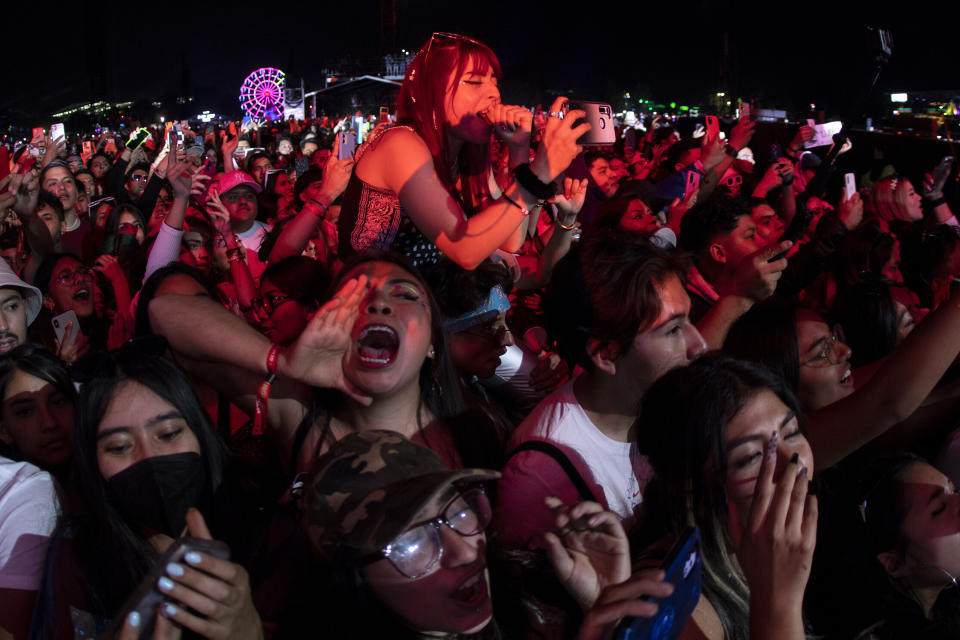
left=724, top=301, right=802, bottom=394
left=830, top=277, right=900, bottom=368
left=637, top=355, right=803, bottom=640
left=66, top=350, right=228, bottom=614
left=396, top=34, right=501, bottom=217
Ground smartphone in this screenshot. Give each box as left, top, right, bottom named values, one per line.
left=82, top=141, right=94, bottom=158
left=768, top=198, right=817, bottom=262
left=126, top=128, right=150, bottom=150
left=563, top=100, right=616, bottom=146
left=294, top=156, right=310, bottom=178
left=105, top=537, right=230, bottom=640
left=173, top=123, right=185, bottom=146
left=769, top=143, right=783, bottom=163
left=737, top=102, right=750, bottom=121
left=50, top=123, right=65, bottom=141
left=31, top=127, right=44, bottom=141
left=379, top=106, right=390, bottom=121
left=705, top=116, right=719, bottom=141
left=844, top=173, right=856, bottom=200
left=615, top=527, right=701, bottom=640
left=338, top=131, right=357, bottom=159
left=684, top=170, right=701, bottom=198
left=353, top=115, right=365, bottom=144
left=51, top=310, right=81, bottom=346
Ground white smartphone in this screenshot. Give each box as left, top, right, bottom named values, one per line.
left=844, top=172, right=856, bottom=199
left=50, top=123, right=65, bottom=141
left=738, top=102, right=750, bottom=121
left=51, top=310, right=81, bottom=347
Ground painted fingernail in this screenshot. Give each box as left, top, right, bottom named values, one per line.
left=127, top=611, right=141, bottom=628
left=765, top=431, right=779, bottom=459
left=163, top=603, right=177, bottom=617
left=790, top=452, right=799, bottom=464
left=800, top=466, right=809, bottom=477
left=157, top=576, right=175, bottom=591
left=166, top=562, right=184, bottom=577
left=184, top=551, right=202, bottom=565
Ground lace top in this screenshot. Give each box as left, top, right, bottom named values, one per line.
left=338, top=126, right=445, bottom=266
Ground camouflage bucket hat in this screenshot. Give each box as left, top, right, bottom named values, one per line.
left=303, top=430, right=500, bottom=557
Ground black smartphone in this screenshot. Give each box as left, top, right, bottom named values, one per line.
left=126, top=128, right=150, bottom=150
left=105, top=537, right=231, bottom=639
left=768, top=199, right=816, bottom=262
left=615, top=527, right=702, bottom=640
left=769, top=143, right=783, bottom=164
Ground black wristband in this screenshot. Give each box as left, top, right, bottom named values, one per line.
left=725, top=146, right=739, bottom=159
left=927, top=196, right=947, bottom=208
left=514, top=163, right=557, bottom=200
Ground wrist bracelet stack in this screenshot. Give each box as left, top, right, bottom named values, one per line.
left=254, top=345, right=282, bottom=436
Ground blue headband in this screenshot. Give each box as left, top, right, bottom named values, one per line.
left=443, top=285, right=511, bottom=333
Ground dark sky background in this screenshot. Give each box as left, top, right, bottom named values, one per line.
left=3, top=1, right=955, bottom=125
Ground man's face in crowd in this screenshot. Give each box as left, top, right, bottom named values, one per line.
left=90, top=156, right=110, bottom=178
left=125, top=169, right=149, bottom=198
left=302, top=141, right=319, bottom=157
left=0, top=288, right=28, bottom=355
left=710, top=214, right=764, bottom=270
left=221, top=186, right=258, bottom=226
left=76, top=173, right=96, bottom=197
left=674, top=148, right=700, bottom=172
left=750, top=203, right=784, bottom=246
left=251, top=157, right=273, bottom=185
left=608, top=158, right=628, bottom=183
left=589, top=158, right=619, bottom=198
left=36, top=203, right=64, bottom=245
left=42, top=167, right=78, bottom=215
left=611, top=274, right=707, bottom=395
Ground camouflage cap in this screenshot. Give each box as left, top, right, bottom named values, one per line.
left=303, top=430, right=500, bottom=557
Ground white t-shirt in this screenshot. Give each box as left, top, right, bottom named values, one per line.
left=0, top=457, right=58, bottom=590
left=494, top=380, right=650, bottom=548
left=235, top=220, right=270, bottom=281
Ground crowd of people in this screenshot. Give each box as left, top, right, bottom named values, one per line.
left=3, top=31, right=960, bottom=639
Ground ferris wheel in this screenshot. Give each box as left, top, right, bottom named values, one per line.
left=239, top=67, right=286, bottom=122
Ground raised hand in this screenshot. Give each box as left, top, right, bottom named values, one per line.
left=531, top=96, right=592, bottom=183
left=551, top=177, right=588, bottom=228
left=736, top=432, right=816, bottom=639
left=277, top=275, right=373, bottom=405
left=838, top=188, right=863, bottom=230
left=155, top=509, right=263, bottom=640
left=720, top=240, right=793, bottom=302
left=6, top=171, right=40, bottom=219
left=204, top=189, right=232, bottom=236
left=575, top=569, right=674, bottom=640
left=542, top=498, right=631, bottom=612
left=528, top=352, right=569, bottom=393
left=728, top=117, right=755, bottom=152
left=666, top=185, right=699, bottom=233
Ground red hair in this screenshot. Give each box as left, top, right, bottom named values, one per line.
left=396, top=35, right=502, bottom=216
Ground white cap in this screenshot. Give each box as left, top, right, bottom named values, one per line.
left=0, top=260, right=42, bottom=325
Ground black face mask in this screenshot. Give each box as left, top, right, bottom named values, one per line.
left=106, top=451, right=208, bottom=538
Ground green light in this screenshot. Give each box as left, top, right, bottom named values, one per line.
left=669, top=102, right=676, bottom=109
left=625, top=92, right=631, bottom=99
left=679, top=105, right=689, bottom=111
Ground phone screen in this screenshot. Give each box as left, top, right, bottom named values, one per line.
left=705, top=116, right=719, bottom=141
left=50, top=123, right=65, bottom=141
left=615, top=527, right=702, bottom=640
left=844, top=173, right=856, bottom=199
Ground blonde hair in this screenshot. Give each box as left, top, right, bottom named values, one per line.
left=871, top=176, right=916, bottom=223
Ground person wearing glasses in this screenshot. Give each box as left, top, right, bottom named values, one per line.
left=337, top=32, right=588, bottom=270
left=293, top=430, right=672, bottom=639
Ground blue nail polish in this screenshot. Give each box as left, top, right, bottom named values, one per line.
left=157, top=576, right=174, bottom=591
left=166, top=562, right=184, bottom=577
left=184, top=551, right=202, bottom=565
left=163, top=603, right=177, bottom=617
left=128, top=611, right=141, bottom=628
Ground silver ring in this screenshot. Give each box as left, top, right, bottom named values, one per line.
left=549, top=111, right=562, bottom=119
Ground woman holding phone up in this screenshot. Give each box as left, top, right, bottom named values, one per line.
left=337, top=32, right=589, bottom=270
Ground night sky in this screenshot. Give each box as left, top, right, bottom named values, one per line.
left=3, top=1, right=954, bottom=124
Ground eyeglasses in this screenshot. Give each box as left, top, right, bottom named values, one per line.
left=221, top=191, right=258, bottom=204
left=129, top=174, right=148, bottom=183
left=362, top=487, right=491, bottom=579
left=461, top=321, right=510, bottom=343
left=55, top=265, right=92, bottom=287
left=802, top=325, right=847, bottom=368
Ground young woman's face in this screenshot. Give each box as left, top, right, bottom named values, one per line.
left=724, top=388, right=814, bottom=544
left=258, top=277, right=310, bottom=347
left=45, top=256, right=94, bottom=317
left=898, top=179, right=924, bottom=222
left=275, top=173, right=294, bottom=199
left=341, top=261, right=433, bottom=398
left=0, top=369, right=74, bottom=469
left=449, top=312, right=512, bottom=380
left=96, top=380, right=201, bottom=481
left=445, top=62, right=501, bottom=144
left=795, top=309, right=854, bottom=411
left=889, top=463, right=960, bottom=587
left=363, top=487, right=493, bottom=634
left=618, top=199, right=661, bottom=236
left=118, top=211, right=146, bottom=245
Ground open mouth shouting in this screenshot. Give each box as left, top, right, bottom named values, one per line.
left=356, top=324, right=399, bottom=369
